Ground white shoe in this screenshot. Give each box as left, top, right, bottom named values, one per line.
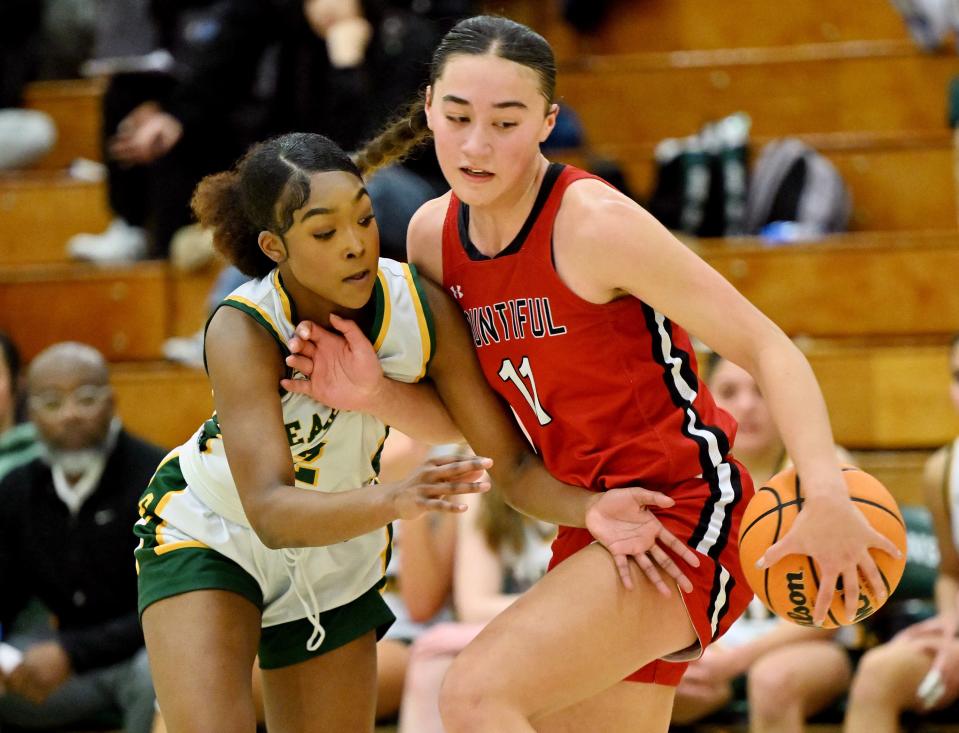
left=67, top=219, right=148, bottom=264
left=162, top=329, right=205, bottom=369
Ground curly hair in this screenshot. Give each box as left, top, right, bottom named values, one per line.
left=192, top=132, right=361, bottom=278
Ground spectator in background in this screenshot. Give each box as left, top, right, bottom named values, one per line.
left=397, top=488, right=555, bottom=733
left=70, top=0, right=463, bottom=265
left=377, top=435, right=460, bottom=724
left=843, top=335, right=959, bottom=732
left=0, top=0, right=57, bottom=170
left=0, top=333, right=41, bottom=481
left=68, top=0, right=239, bottom=263
left=671, top=353, right=854, bottom=733
left=0, top=342, right=162, bottom=733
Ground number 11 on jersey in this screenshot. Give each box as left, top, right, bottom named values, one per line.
left=498, top=356, right=552, bottom=426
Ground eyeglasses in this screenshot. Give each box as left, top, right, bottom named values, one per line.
left=28, top=385, right=112, bottom=416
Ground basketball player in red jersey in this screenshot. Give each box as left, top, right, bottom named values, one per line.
left=286, top=15, right=903, bottom=732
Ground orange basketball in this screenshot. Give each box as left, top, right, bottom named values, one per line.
left=738, top=466, right=907, bottom=629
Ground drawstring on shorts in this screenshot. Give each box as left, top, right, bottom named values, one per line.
left=281, top=548, right=326, bottom=652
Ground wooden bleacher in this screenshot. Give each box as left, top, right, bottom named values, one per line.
left=695, top=231, right=959, bottom=338
left=111, top=362, right=212, bottom=450
left=0, top=0, right=955, bottom=484
left=22, top=78, right=105, bottom=169
left=491, top=0, right=912, bottom=58
left=0, top=171, right=112, bottom=263
left=556, top=40, right=955, bottom=147
left=559, top=129, right=957, bottom=230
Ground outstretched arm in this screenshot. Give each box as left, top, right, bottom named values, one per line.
left=206, top=306, right=488, bottom=550
left=555, top=178, right=900, bottom=622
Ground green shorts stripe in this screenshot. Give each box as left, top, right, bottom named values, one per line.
left=135, top=454, right=265, bottom=616
left=136, top=545, right=265, bottom=618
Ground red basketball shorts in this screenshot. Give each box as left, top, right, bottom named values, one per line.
left=547, top=457, right=755, bottom=686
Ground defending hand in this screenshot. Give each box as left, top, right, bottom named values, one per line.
left=282, top=315, right=384, bottom=411
left=585, top=487, right=700, bottom=594
left=387, top=454, right=492, bottom=519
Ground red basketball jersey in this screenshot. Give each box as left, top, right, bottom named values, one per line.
left=441, top=163, right=738, bottom=499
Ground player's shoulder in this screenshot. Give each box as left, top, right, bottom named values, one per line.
left=408, top=192, right=452, bottom=246
left=408, top=192, right=452, bottom=281
left=557, top=175, right=644, bottom=242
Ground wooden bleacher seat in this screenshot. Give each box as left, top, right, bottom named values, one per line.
left=0, top=172, right=112, bottom=264
left=0, top=261, right=170, bottom=361
left=694, top=337, right=958, bottom=453
left=22, top=78, right=105, bottom=170
left=168, top=262, right=223, bottom=338
left=850, top=449, right=933, bottom=507
left=556, top=41, right=955, bottom=149
left=491, top=0, right=910, bottom=58
left=0, top=260, right=220, bottom=362
left=802, top=339, right=959, bottom=450
left=112, top=362, right=212, bottom=450
left=694, top=231, right=959, bottom=338
left=555, top=128, right=956, bottom=231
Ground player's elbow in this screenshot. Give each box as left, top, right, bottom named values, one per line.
left=489, top=449, right=535, bottom=508
left=243, top=487, right=290, bottom=550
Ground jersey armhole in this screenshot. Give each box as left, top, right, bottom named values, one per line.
left=405, top=263, right=437, bottom=380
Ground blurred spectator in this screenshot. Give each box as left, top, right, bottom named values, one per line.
left=671, top=354, right=854, bottom=732
left=37, top=0, right=97, bottom=79
left=68, top=0, right=238, bottom=263
left=0, top=333, right=40, bottom=481
left=0, top=0, right=58, bottom=170
left=70, top=0, right=460, bottom=265
left=561, top=0, right=612, bottom=33
left=843, top=335, right=959, bottom=732
left=397, top=488, right=554, bottom=733
left=889, top=0, right=958, bottom=51
left=377, top=435, right=459, bottom=723
left=0, top=342, right=163, bottom=733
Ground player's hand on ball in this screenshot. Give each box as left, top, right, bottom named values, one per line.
left=387, top=454, right=492, bottom=519
left=585, top=487, right=700, bottom=594
left=758, top=489, right=901, bottom=626
left=282, top=315, right=385, bottom=411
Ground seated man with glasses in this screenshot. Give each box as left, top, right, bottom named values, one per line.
left=0, top=341, right=164, bottom=733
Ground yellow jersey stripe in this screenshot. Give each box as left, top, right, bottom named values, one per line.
left=401, top=264, right=431, bottom=380
left=148, top=449, right=180, bottom=485
left=155, top=539, right=209, bottom=556
left=224, top=295, right=286, bottom=345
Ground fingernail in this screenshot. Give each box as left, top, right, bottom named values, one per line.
left=755, top=557, right=765, bottom=569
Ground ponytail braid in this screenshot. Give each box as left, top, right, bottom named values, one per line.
left=355, top=99, right=432, bottom=178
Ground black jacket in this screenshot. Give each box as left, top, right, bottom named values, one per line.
left=164, top=0, right=442, bottom=150
left=0, top=429, right=165, bottom=673
left=0, top=0, right=44, bottom=107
